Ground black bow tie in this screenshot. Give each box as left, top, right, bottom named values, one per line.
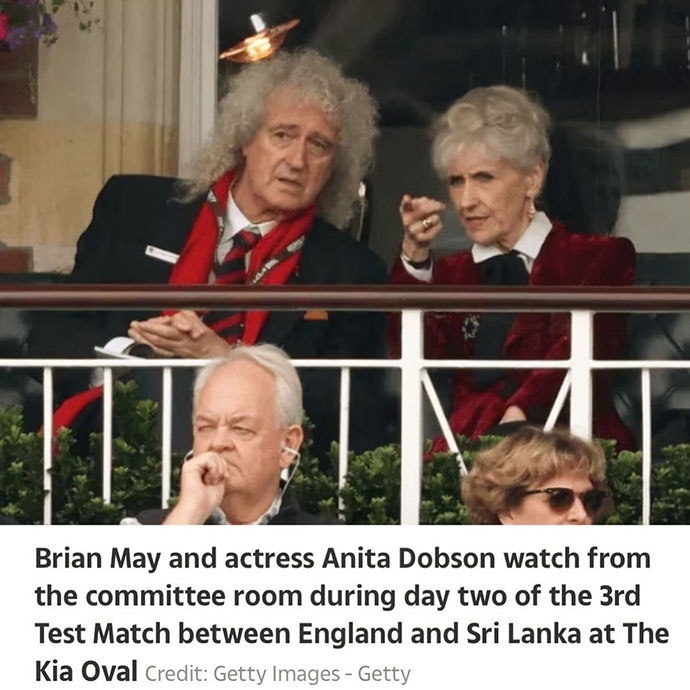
left=479, top=250, right=529, bottom=286
left=472, top=250, right=529, bottom=391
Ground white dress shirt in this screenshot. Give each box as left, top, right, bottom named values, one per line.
left=401, top=211, right=553, bottom=280
left=216, top=193, right=277, bottom=264
left=98, top=192, right=278, bottom=363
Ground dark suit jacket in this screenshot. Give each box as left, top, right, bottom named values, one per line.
left=389, top=221, right=636, bottom=450
left=29, top=175, right=387, bottom=453
left=133, top=488, right=339, bottom=525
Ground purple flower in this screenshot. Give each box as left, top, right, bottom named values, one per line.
left=6, top=24, right=29, bottom=50
left=15, top=0, right=39, bottom=7
left=41, top=12, right=57, bottom=36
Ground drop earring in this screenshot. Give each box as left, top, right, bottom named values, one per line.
left=527, top=198, right=536, bottom=221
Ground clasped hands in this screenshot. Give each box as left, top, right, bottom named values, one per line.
left=128, top=310, right=232, bottom=359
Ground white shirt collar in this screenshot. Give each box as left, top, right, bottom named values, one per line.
left=471, top=211, right=552, bottom=266
left=226, top=192, right=277, bottom=238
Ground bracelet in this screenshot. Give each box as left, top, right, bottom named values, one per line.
left=401, top=250, right=432, bottom=270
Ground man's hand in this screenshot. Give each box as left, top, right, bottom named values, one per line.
left=500, top=405, right=527, bottom=424
left=399, top=194, right=446, bottom=262
left=128, top=310, right=232, bottom=358
left=162, top=452, right=229, bottom=525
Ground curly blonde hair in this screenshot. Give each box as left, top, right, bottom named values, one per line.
left=461, top=427, right=607, bottom=524
left=182, top=49, right=378, bottom=228
left=432, top=85, right=551, bottom=178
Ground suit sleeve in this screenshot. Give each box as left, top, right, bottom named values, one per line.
left=329, top=248, right=387, bottom=357
left=27, top=177, right=139, bottom=398
left=505, top=237, right=636, bottom=414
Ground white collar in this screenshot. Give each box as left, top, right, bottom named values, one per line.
left=227, top=192, right=277, bottom=238
left=471, top=211, right=552, bottom=264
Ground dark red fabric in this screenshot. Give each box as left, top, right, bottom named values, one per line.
left=388, top=221, right=636, bottom=452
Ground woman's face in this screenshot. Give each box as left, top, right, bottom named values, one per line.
left=446, top=146, right=544, bottom=250
left=498, top=471, right=597, bottom=525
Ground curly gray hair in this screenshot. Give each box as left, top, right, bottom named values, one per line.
left=432, top=85, right=551, bottom=179
left=182, top=49, right=379, bottom=228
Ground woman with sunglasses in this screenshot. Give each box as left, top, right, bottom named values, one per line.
left=461, top=427, right=610, bottom=525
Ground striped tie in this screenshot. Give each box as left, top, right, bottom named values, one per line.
left=214, top=226, right=261, bottom=284
left=204, top=226, right=261, bottom=341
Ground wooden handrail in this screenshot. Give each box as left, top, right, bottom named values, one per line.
left=0, top=284, right=689, bottom=311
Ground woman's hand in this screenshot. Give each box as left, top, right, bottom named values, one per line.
left=399, top=194, right=446, bottom=262
left=500, top=405, right=527, bottom=424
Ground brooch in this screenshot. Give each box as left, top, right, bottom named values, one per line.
left=462, top=314, right=480, bottom=340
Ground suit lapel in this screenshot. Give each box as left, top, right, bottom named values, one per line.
left=146, top=191, right=205, bottom=283
left=259, top=225, right=328, bottom=346
left=259, top=274, right=305, bottom=346
left=503, top=226, right=561, bottom=354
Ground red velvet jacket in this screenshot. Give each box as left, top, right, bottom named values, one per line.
left=389, top=221, right=636, bottom=451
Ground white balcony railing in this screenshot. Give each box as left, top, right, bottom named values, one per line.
left=2, top=284, right=689, bottom=525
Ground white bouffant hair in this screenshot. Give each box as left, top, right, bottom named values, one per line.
left=432, top=85, right=551, bottom=178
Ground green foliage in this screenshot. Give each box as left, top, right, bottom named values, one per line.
left=604, top=447, right=642, bottom=524
left=290, top=419, right=338, bottom=518
left=1, top=393, right=689, bottom=525
left=340, top=445, right=400, bottom=524
left=603, top=442, right=690, bottom=525
left=651, top=444, right=690, bottom=524
left=0, top=382, right=181, bottom=524
left=0, top=405, right=44, bottom=523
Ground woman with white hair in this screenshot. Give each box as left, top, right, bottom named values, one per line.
left=390, top=85, right=635, bottom=451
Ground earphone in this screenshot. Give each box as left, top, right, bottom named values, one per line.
left=281, top=445, right=301, bottom=460
left=279, top=445, right=301, bottom=492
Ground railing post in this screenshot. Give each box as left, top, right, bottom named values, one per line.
left=338, top=367, right=351, bottom=516
left=161, top=367, right=173, bottom=508
left=641, top=368, right=652, bottom=525
left=569, top=310, right=593, bottom=440
left=42, top=367, right=53, bottom=525
left=102, top=368, right=113, bottom=504
left=400, top=309, right=424, bottom=525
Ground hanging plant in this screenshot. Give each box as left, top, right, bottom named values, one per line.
left=0, top=0, right=97, bottom=51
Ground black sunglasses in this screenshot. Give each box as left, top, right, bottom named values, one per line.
left=521, top=487, right=611, bottom=517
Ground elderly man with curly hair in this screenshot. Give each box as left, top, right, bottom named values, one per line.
left=30, top=50, right=386, bottom=455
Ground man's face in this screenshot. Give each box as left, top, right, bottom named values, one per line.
left=192, top=360, right=290, bottom=501
left=233, top=88, right=339, bottom=222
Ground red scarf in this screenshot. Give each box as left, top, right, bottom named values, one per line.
left=53, top=170, right=314, bottom=433
left=167, top=169, right=314, bottom=344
